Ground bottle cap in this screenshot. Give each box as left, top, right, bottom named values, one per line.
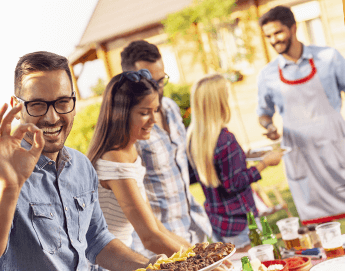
left=298, top=226, right=309, bottom=234
left=307, top=224, right=317, bottom=231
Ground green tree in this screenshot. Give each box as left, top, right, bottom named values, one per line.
left=163, top=0, right=236, bottom=73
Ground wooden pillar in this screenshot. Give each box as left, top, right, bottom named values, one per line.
left=96, top=44, right=113, bottom=81
left=254, top=0, right=270, bottom=64
left=69, top=64, right=81, bottom=100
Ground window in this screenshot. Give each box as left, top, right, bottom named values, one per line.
left=291, top=1, right=326, bottom=46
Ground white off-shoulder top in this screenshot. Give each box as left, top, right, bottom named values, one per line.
left=95, top=156, right=146, bottom=247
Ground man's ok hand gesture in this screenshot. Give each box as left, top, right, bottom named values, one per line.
left=0, top=103, right=44, bottom=190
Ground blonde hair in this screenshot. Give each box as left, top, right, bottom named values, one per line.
left=187, top=74, right=231, bottom=188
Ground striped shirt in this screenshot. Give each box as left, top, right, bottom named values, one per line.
left=95, top=156, right=146, bottom=247
left=131, top=97, right=213, bottom=258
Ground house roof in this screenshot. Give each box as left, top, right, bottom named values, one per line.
left=77, top=0, right=192, bottom=48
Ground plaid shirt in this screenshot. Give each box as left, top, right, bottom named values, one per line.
left=190, top=128, right=261, bottom=237
left=131, top=97, right=212, bottom=258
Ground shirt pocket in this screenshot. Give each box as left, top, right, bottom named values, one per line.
left=30, top=203, right=62, bottom=254
left=74, top=190, right=97, bottom=242
left=141, top=143, right=171, bottom=171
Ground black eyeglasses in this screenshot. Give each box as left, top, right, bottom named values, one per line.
left=15, top=92, right=76, bottom=117
left=156, top=73, right=169, bottom=87
left=115, top=69, right=158, bottom=89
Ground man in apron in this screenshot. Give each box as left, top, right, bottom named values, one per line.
left=257, top=5, right=345, bottom=224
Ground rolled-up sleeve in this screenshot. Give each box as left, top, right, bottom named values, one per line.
left=257, top=70, right=276, bottom=117
left=85, top=171, right=116, bottom=264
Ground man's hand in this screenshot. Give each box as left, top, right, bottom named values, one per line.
left=263, top=124, right=280, bottom=140
left=0, top=103, right=44, bottom=190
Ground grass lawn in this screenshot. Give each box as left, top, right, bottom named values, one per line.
left=189, top=161, right=345, bottom=239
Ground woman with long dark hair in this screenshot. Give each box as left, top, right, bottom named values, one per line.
left=87, top=70, right=189, bottom=261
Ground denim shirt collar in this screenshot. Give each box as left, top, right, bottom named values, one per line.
left=21, top=139, right=72, bottom=170
left=278, top=44, right=313, bottom=68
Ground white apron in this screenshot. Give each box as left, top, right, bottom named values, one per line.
left=279, top=58, right=345, bottom=223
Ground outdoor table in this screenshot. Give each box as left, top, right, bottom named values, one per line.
left=229, top=249, right=328, bottom=270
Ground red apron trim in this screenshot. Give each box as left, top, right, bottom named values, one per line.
left=279, top=58, right=317, bottom=85
left=301, top=213, right=345, bottom=225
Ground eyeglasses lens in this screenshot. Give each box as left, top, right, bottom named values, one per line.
left=27, top=98, right=75, bottom=117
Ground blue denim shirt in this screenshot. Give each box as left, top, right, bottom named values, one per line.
left=0, top=140, right=115, bottom=271
left=257, top=44, right=345, bottom=117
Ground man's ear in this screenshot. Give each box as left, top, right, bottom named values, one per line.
left=10, top=96, right=21, bottom=120
left=291, top=24, right=297, bottom=36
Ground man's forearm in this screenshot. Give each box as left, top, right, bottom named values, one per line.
left=0, top=186, right=20, bottom=256
left=96, top=239, right=148, bottom=271
left=259, top=115, right=273, bottom=129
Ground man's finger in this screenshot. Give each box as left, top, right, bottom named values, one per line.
left=11, top=123, right=40, bottom=141
left=1, top=104, right=23, bottom=136
left=0, top=103, right=9, bottom=124
left=29, top=129, right=44, bottom=157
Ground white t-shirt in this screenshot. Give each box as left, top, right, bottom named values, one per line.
left=95, top=156, right=146, bottom=247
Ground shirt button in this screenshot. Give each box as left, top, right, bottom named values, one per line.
left=71, top=240, right=73, bottom=243
left=48, top=162, right=53, bottom=165
left=65, top=207, right=68, bottom=211
left=50, top=213, right=53, bottom=217
left=82, top=203, right=85, bottom=208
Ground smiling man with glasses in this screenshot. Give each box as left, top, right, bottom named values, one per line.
left=0, top=51, right=158, bottom=271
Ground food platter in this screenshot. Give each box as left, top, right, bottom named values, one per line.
left=198, top=248, right=236, bottom=271
left=245, top=146, right=291, bottom=162
left=310, top=256, right=345, bottom=270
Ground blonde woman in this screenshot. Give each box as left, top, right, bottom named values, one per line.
left=186, top=74, right=283, bottom=252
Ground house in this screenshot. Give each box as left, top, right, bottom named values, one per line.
left=69, top=0, right=345, bottom=149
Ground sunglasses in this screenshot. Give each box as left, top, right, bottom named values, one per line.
left=115, top=69, right=158, bottom=89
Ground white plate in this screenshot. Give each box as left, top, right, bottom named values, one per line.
left=310, top=256, right=345, bottom=271
left=199, top=248, right=237, bottom=271
left=246, top=146, right=273, bottom=161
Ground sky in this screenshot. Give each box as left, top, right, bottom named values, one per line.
left=0, top=0, right=105, bottom=107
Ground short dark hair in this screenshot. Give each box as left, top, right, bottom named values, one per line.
left=15, top=51, right=73, bottom=96
left=120, top=40, right=162, bottom=71
left=259, top=5, right=296, bottom=28
left=87, top=71, right=159, bottom=167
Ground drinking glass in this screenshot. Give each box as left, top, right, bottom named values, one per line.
left=248, top=244, right=274, bottom=262
left=276, top=217, right=302, bottom=250
left=316, top=222, right=345, bottom=259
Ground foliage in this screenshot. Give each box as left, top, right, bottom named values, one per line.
left=65, top=103, right=101, bottom=154
left=164, top=83, right=192, bottom=127
left=90, top=78, right=106, bottom=97
left=163, top=0, right=236, bottom=38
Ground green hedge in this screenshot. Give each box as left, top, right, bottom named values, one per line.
left=65, top=103, right=101, bottom=154
left=164, top=83, right=192, bottom=128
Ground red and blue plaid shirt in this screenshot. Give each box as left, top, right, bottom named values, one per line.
left=190, top=128, right=261, bottom=237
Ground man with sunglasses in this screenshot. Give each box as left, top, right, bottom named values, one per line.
left=0, top=51, right=161, bottom=270
left=121, top=41, right=213, bottom=258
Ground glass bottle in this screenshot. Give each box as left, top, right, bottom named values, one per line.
left=247, top=211, right=263, bottom=247
left=307, top=224, right=322, bottom=248
left=260, top=216, right=282, bottom=259
left=298, top=226, right=313, bottom=249
left=241, top=256, right=254, bottom=271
